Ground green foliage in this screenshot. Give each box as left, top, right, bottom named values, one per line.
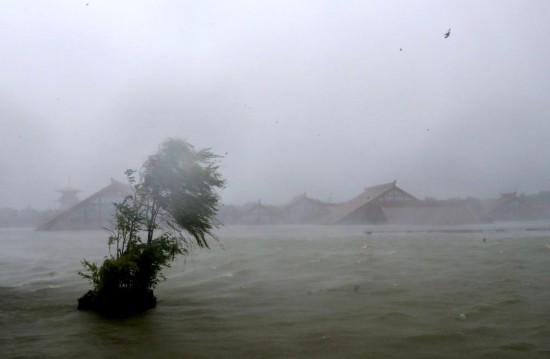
left=78, top=138, right=225, bottom=309
left=78, top=259, right=100, bottom=289
left=142, top=139, right=225, bottom=247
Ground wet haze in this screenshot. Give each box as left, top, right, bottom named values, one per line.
left=2, top=1, right=549, bottom=210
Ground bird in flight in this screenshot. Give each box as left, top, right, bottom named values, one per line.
left=444, top=29, right=451, bottom=38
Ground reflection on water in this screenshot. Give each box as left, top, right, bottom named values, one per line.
left=1, top=225, right=549, bottom=358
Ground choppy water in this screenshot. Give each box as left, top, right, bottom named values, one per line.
left=1, top=225, right=549, bottom=358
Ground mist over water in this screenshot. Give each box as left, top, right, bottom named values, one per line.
left=1, top=225, right=549, bottom=358
left=2, top=2, right=550, bottom=358
left=2, top=1, right=550, bottom=209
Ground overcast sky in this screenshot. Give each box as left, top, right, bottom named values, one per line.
left=1, top=0, right=549, bottom=210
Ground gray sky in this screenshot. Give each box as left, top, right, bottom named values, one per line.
left=1, top=0, right=549, bottom=210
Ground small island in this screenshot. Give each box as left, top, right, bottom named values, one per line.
left=78, top=138, right=225, bottom=316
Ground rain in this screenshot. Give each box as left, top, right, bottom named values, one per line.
left=1, top=1, right=549, bottom=211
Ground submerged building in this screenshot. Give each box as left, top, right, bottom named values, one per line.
left=480, top=192, right=543, bottom=222
left=56, top=186, right=81, bottom=211
left=216, top=204, right=243, bottom=225
left=37, top=179, right=132, bottom=231
left=239, top=200, right=284, bottom=225
left=327, top=181, right=417, bottom=225
left=381, top=199, right=480, bottom=226
left=282, top=193, right=332, bottom=224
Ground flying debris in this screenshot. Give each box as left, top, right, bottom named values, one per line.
left=444, top=29, right=451, bottom=38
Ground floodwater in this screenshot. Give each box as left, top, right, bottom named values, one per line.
left=1, top=225, right=549, bottom=358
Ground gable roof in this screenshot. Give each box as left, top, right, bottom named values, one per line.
left=381, top=200, right=480, bottom=226
left=37, top=179, right=132, bottom=230
left=281, top=193, right=332, bottom=224
left=238, top=200, right=284, bottom=224
left=240, top=201, right=281, bottom=216
left=283, top=193, right=327, bottom=209
left=481, top=192, right=542, bottom=221
left=327, top=181, right=417, bottom=224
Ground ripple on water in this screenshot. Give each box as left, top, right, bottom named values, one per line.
left=1, top=227, right=550, bottom=358
left=499, top=342, right=538, bottom=352
left=372, top=311, right=417, bottom=325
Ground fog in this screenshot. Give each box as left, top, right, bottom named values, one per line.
left=2, top=1, right=549, bottom=210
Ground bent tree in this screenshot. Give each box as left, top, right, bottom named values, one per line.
left=78, top=138, right=225, bottom=315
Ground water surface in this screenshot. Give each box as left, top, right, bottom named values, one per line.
left=1, top=225, right=549, bottom=358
